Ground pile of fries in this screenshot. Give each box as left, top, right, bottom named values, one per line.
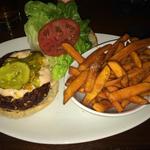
left=62, top=34, right=150, bottom=113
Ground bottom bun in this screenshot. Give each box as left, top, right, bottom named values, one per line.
left=0, top=81, right=59, bottom=119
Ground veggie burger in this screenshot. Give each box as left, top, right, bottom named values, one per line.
left=0, top=50, right=58, bottom=118
left=0, top=1, right=97, bottom=118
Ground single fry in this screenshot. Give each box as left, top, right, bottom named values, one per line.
left=84, top=64, right=98, bottom=92
left=78, top=87, right=85, bottom=93
left=105, top=90, right=123, bottom=112
left=83, top=65, right=110, bottom=105
left=115, top=42, right=125, bottom=53
left=120, top=34, right=130, bottom=42
left=121, top=75, right=129, bottom=87
left=129, top=69, right=150, bottom=85
left=79, top=44, right=112, bottom=71
left=111, top=101, right=123, bottom=112
left=110, top=38, right=150, bottom=61
left=140, top=91, right=150, bottom=97
left=69, top=66, right=80, bottom=77
left=128, top=62, right=150, bottom=80
left=122, top=63, right=134, bottom=71
left=92, top=100, right=112, bottom=112
left=130, top=37, right=139, bottom=42
left=143, top=75, right=150, bottom=83
left=105, top=78, right=121, bottom=87
left=142, top=62, right=150, bottom=70
left=106, top=86, right=119, bottom=92
left=97, top=91, right=107, bottom=99
left=108, top=61, right=126, bottom=78
left=65, top=76, right=75, bottom=86
left=108, top=83, right=150, bottom=101
left=129, top=96, right=149, bottom=105
left=102, top=46, right=117, bottom=65
left=140, top=55, right=150, bottom=62
left=130, top=51, right=142, bottom=68
left=62, top=43, right=84, bottom=64
left=64, top=70, right=88, bottom=104
left=121, top=55, right=132, bottom=65
left=127, top=67, right=142, bottom=77
left=144, top=49, right=150, bottom=55
left=121, top=100, right=130, bottom=108
left=114, top=34, right=130, bottom=45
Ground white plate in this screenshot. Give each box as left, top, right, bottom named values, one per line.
left=0, top=33, right=150, bottom=144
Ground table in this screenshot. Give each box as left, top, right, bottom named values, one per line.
left=0, top=0, right=150, bottom=149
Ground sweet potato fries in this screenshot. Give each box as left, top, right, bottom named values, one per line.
left=62, top=34, right=150, bottom=113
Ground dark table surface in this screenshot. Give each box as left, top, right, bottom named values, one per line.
left=0, top=0, right=150, bottom=149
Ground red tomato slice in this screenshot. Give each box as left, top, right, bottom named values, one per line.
left=38, top=18, right=80, bottom=56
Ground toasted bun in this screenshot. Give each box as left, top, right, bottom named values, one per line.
left=0, top=80, right=59, bottom=119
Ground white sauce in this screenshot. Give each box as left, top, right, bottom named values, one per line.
left=0, top=89, right=29, bottom=99
left=10, top=50, right=31, bottom=58
left=39, top=67, right=50, bottom=86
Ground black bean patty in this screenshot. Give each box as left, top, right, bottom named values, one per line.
left=0, top=82, right=50, bottom=110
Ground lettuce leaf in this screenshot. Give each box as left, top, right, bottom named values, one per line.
left=47, top=54, right=72, bottom=80
left=24, top=1, right=93, bottom=80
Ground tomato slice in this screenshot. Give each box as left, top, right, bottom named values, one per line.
left=38, top=18, right=80, bottom=56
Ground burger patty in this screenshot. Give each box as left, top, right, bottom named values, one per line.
left=0, top=82, right=50, bottom=111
